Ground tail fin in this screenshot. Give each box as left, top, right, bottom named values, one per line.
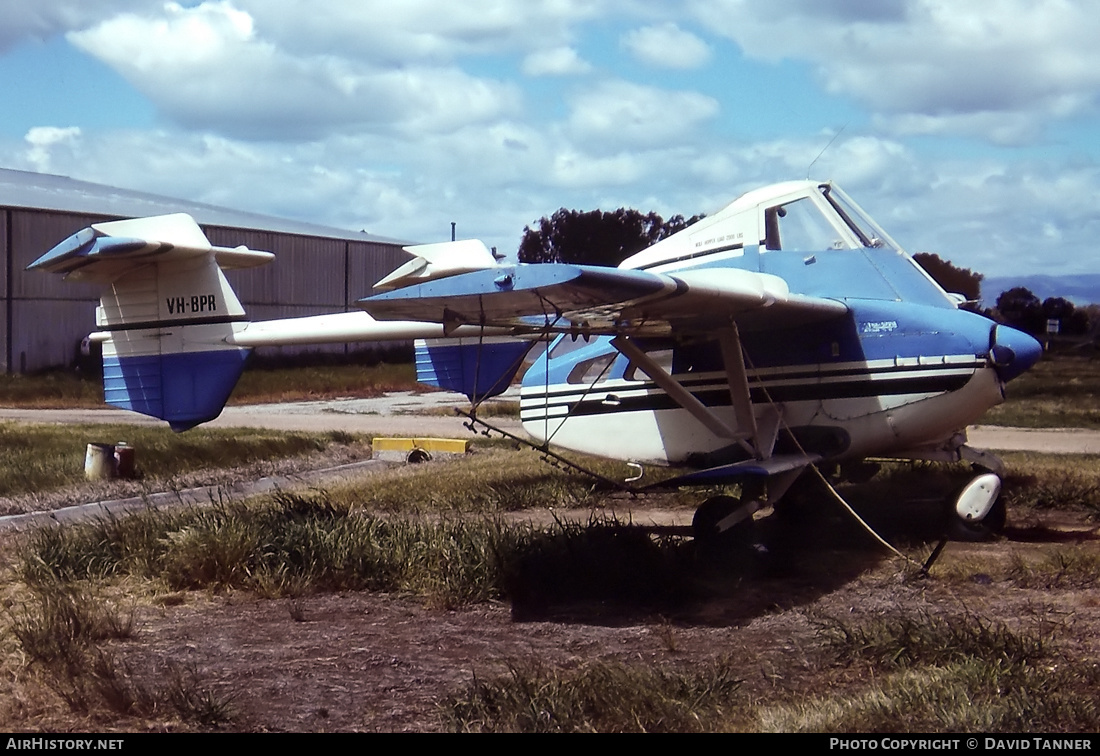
left=414, top=336, right=534, bottom=402
left=30, top=214, right=273, bottom=430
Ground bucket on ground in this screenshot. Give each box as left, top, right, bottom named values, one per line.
left=84, top=441, right=137, bottom=480
left=85, top=443, right=115, bottom=480
left=114, top=442, right=135, bottom=479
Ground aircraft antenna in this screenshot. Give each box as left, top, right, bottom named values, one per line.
left=806, top=123, right=848, bottom=179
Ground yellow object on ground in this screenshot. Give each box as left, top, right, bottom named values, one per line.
left=371, top=437, right=469, bottom=462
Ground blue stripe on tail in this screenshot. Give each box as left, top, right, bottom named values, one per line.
left=414, top=339, right=532, bottom=401
left=103, top=348, right=251, bottom=431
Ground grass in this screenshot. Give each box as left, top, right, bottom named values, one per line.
left=814, top=610, right=1053, bottom=669
left=442, top=658, right=744, bottom=733
left=299, top=446, right=652, bottom=514
left=0, top=423, right=366, bottom=499
left=751, top=609, right=1096, bottom=733
left=2, top=429, right=1099, bottom=730
left=1, top=451, right=1098, bottom=731
left=6, top=577, right=234, bottom=725
left=0, top=371, right=104, bottom=408
left=8, top=578, right=136, bottom=668
left=999, top=451, right=1100, bottom=519
left=756, top=659, right=1100, bottom=733
left=17, top=492, right=699, bottom=611
left=10, top=448, right=1100, bottom=607
left=442, top=609, right=1099, bottom=733
left=1006, top=547, right=1100, bottom=588
left=229, top=361, right=418, bottom=405
left=986, top=352, right=1100, bottom=429
left=0, top=359, right=421, bottom=410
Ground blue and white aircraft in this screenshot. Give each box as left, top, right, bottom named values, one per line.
left=31, top=180, right=1042, bottom=544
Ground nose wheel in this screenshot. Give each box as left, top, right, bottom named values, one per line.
left=945, top=472, right=1006, bottom=541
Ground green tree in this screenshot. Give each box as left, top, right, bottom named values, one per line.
left=912, top=252, right=983, bottom=301
left=518, top=208, right=704, bottom=267
left=995, top=287, right=1044, bottom=335
left=1042, top=296, right=1090, bottom=336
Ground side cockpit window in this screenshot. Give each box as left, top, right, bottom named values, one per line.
left=567, top=353, right=615, bottom=384
left=764, top=198, right=848, bottom=252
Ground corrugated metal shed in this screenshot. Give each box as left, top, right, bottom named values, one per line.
left=0, top=168, right=414, bottom=372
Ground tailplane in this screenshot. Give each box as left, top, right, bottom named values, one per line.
left=30, top=214, right=272, bottom=430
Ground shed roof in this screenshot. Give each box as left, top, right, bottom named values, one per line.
left=0, top=167, right=409, bottom=245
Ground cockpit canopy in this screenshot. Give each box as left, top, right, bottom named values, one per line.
left=619, top=180, right=904, bottom=271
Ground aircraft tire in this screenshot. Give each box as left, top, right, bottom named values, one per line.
left=946, top=496, right=1006, bottom=542
left=693, top=495, right=755, bottom=551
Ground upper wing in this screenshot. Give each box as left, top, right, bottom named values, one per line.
left=359, top=262, right=847, bottom=336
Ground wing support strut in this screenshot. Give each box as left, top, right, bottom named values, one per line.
left=718, top=325, right=766, bottom=458
left=610, top=330, right=779, bottom=461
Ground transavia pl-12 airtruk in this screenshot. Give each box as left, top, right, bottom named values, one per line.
left=31, top=180, right=1041, bottom=550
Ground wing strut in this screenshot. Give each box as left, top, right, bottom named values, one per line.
left=610, top=330, right=780, bottom=461
left=718, top=325, right=764, bottom=457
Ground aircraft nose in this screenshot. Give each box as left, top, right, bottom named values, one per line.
left=989, top=324, right=1042, bottom=382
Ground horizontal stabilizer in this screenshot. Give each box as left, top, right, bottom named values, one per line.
left=29, top=213, right=272, bottom=430
left=28, top=213, right=274, bottom=283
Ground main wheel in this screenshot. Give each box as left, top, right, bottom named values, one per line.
left=693, top=495, right=757, bottom=551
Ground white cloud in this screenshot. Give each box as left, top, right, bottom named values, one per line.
left=67, top=2, right=522, bottom=139
left=550, top=150, right=645, bottom=189
left=232, top=0, right=602, bottom=64
left=691, top=0, right=1100, bottom=144
left=522, top=47, right=592, bottom=77
left=9, top=118, right=1100, bottom=277
left=23, top=126, right=82, bottom=173
left=0, top=0, right=146, bottom=51
left=567, top=80, right=719, bottom=149
left=7, top=0, right=1100, bottom=281
left=620, top=23, right=711, bottom=70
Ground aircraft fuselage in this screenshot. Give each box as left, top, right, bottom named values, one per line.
left=520, top=244, right=1040, bottom=468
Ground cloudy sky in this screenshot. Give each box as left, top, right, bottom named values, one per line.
left=1, top=1, right=1099, bottom=279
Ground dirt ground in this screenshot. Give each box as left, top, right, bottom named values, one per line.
left=106, top=540, right=1095, bottom=733
left=2, top=402, right=1099, bottom=732
left=5, top=479, right=1098, bottom=733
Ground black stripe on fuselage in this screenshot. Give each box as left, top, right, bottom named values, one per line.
left=519, top=370, right=976, bottom=420
left=635, top=242, right=745, bottom=271
left=525, top=360, right=983, bottom=403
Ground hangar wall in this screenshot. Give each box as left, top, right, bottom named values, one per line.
left=3, top=207, right=410, bottom=373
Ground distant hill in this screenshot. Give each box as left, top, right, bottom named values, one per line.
left=980, top=274, right=1100, bottom=307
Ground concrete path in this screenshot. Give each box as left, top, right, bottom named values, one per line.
left=0, top=391, right=522, bottom=438
left=0, top=393, right=1095, bottom=453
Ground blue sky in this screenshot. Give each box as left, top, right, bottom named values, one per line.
left=1, top=1, right=1099, bottom=280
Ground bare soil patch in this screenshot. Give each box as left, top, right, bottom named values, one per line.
left=3, top=434, right=1100, bottom=732
left=6, top=495, right=1099, bottom=733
